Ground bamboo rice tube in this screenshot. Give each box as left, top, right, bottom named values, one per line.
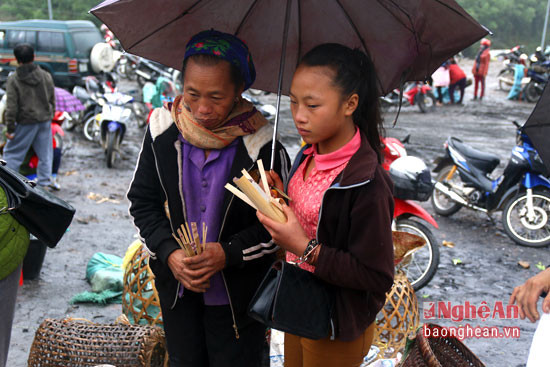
left=233, top=175, right=287, bottom=223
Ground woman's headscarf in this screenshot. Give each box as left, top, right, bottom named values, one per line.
left=171, top=30, right=266, bottom=150
left=184, top=29, right=256, bottom=90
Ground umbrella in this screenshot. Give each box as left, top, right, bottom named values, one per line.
left=522, top=83, right=550, bottom=173
left=54, top=87, right=85, bottom=113
left=91, top=0, right=488, bottom=167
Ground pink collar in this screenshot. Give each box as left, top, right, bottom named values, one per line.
left=304, top=129, right=361, bottom=171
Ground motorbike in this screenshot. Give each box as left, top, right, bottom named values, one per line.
left=523, top=60, right=550, bottom=103
left=135, top=57, right=182, bottom=92
left=96, top=94, right=133, bottom=168
left=115, top=53, right=140, bottom=81
left=497, top=45, right=525, bottom=92
left=382, top=136, right=440, bottom=290
left=72, top=74, right=147, bottom=139
left=431, top=121, right=550, bottom=247
left=380, top=82, right=437, bottom=113
left=242, top=93, right=277, bottom=122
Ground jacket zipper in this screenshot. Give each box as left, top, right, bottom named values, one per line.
left=151, top=144, right=181, bottom=310
left=315, top=179, right=371, bottom=341
left=217, top=161, right=256, bottom=340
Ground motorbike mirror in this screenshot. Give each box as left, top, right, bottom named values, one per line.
left=512, top=120, right=521, bottom=128
left=401, top=134, right=411, bottom=144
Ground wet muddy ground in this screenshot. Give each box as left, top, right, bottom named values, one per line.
left=8, top=60, right=548, bottom=366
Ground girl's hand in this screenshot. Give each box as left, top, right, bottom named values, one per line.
left=256, top=204, right=309, bottom=256
left=266, top=170, right=284, bottom=193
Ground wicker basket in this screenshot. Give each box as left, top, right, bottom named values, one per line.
left=27, top=316, right=167, bottom=367
left=123, top=244, right=163, bottom=326
left=373, top=272, right=420, bottom=359
left=399, top=324, right=485, bottom=367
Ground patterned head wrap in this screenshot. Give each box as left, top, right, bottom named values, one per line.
left=184, top=29, right=256, bottom=90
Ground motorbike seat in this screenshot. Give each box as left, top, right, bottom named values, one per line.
left=449, top=137, right=500, bottom=173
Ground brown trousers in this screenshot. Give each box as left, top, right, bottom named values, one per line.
left=284, top=323, right=375, bottom=367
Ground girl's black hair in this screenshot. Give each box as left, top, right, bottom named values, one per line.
left=299, top=43, right=384, bottom=162
left=182, top=54, right=244, bottom=91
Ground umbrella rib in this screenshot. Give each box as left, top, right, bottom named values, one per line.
left=334, top=0, right=383, bottom=93
left=383, top=0, right=434, bottom=79
left=297, top=0, right=302, bottom=67
left=127, top=0, right=203, bottom=50
left=234, top=0, right=261, bottom=35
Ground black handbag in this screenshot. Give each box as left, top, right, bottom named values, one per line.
left=0, top=160, right=75, bottom=248
left=248, top=259, right=334, bottom=340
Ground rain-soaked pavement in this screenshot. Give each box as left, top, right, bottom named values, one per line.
left=7, top=60, right=547, bottom=366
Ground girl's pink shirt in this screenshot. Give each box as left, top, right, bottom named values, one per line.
left=286, top=129, right=361, bottom=271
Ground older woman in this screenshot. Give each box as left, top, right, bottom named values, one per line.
left=127, top=30, right=290, bottom=367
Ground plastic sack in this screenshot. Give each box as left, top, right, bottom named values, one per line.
left=86, top=252, right=124, bottom=293
left=527, top=312, right=550, bottom=367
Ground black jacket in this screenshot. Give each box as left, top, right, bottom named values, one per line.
left=127, top=107, right=290, bottom=332
left=287, top=132, right=395, bottom=341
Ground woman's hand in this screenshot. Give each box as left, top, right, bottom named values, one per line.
left=256, top=204, right=309, bottom=256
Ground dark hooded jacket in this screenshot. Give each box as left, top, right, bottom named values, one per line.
left=5, top=63, right=55, bottom=133
left=288, top=131, right=395, bottom=341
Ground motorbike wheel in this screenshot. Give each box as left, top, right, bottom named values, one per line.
left=83, top=115, right=101, bottom=143
left=523, top=81, right=541, bottom=103
left=106, top=129, right=120, bottom=168
left=395, top=219, right=439, bottom=291
left=498, top=68, right=514, bottom=92
left=502, top=189, right=550, bottom=247
left=431, top=164, right=463, bottom=216
left=416, top=92, right=436, bottom=113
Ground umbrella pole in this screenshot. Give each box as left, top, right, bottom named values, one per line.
left=270, top=0, right=293, bottom=171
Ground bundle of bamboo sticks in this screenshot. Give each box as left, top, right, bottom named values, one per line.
left=224, top=159, right=287, bottom=223
left=172, top=222, right=207, bottom=257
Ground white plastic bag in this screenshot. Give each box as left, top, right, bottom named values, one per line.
left=527, top=312, right=550, bottom=367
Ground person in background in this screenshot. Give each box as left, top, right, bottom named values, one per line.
left=3, top=43, right=55, bottom=189
left=472, top=38, right=491, bottom=101
left=0, top=187, right=30, bottom=367
left=431, top=62, right=450, bottom=106
left=258, top=43, right=395, bottom=367
left=127, top=30, right=290, bottom=367
left=447, top=58, right=466, bottom=105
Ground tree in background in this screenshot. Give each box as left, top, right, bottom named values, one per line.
left=458, top=0, right=547, bottom=55
left=0, top=0, right=100, bottom=26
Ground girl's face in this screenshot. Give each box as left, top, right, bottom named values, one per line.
left=183, top=58, right=242, bottom=129
left=289, top=65, right=358, bottom=154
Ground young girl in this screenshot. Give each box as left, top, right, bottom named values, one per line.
left=257, top=43, right=395, bottom=366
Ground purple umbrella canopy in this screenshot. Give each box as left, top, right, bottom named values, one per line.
left=54, top=87, right=84, bottom=113
left=91, top=0, right=488, bottom=96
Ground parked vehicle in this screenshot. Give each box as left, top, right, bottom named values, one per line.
left=115, top=53, right=139, bottom=81
left=523, top=60, right=550, bottom=103
left=431, top=121, right=550, bottom=247
left=97, top=95, right=133, bottom=168
left=242, top=93, right=277, bottom=122
left=382, top=136, right=439, bottom=290
left=0, top=20, right=105, bottom=89
left=497, top=46, right=526, bottom=92
left=380, top=82, right=437, bottom=113
left=135, top=57, right=182, bottom=91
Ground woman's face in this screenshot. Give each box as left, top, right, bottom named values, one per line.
left=289, top=65, right=357, bottom=154
left=183, top=58, right=242, bottom=129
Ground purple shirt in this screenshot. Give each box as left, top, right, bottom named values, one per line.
left=178, top=135, right=238, bottom=305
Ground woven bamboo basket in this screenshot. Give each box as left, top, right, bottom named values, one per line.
left=122, top=244, right=163, bottom=326
left=27, top=316, right=166, bottom=367
left=373, top=272, right=420, bottom=359
left=399, top=324, right=485, bottom=367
